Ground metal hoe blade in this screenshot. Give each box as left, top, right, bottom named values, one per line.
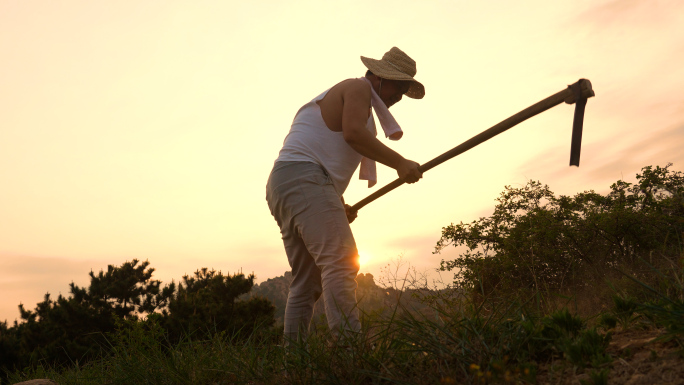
left=568, top=81, right=588, bottom=167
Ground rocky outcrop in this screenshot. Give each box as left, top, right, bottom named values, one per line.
left=249, top=271, right=442, bottom=324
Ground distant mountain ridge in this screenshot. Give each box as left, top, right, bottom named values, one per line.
left=249, top=271, right=448, bottom=325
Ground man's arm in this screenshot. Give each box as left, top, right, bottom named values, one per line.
left=340, top=81, right=423, bottom=183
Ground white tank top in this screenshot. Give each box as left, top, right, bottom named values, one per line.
left=275, top=87, right=375, bottom=195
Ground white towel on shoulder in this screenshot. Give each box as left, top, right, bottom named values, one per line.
left=358, top=77, right=403, bottom=188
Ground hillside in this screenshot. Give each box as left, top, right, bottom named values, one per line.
left=250, top=271, right=449, bottom=325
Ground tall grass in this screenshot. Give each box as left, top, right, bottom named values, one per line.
left=6, top=294, right=618, bottom=385
left=619, top=251, right=684, bottom=347
left=7, top=253, right=683, bottom=384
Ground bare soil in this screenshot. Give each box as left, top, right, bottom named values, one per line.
left=536, top=328, right=684, bottom=384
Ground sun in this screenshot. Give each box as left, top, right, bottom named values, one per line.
left=357, top=251, right=371, bottom=267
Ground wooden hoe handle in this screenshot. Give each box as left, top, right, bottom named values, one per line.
left=350, top=79, right=595, bottom=212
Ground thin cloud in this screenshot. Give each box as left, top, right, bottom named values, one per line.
left=0, top=255, right=102, bottom=283
left=587, top=123, right=684, bottom=182
left=0, top=255, right=104, bottom=323
left=577, top=0, right=684, bottom=28
left=387, top=234, right=441, bottom=252
left=518, top=122, right=684, bottom=191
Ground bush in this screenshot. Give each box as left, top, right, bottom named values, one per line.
left=162, top=268, right=275, bottom=342
left=436, top=164, right=684, bottom=311
left=0, top=261, right=275, bottom=379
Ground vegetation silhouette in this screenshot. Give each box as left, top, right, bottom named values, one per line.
left=0, top=261, right=274, bottom=380
left=1, top=164, right=682, bottom=384
left=437, top=163, right=684, bottom=314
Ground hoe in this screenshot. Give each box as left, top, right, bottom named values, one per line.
left=351, top=78, right=595, bottom=212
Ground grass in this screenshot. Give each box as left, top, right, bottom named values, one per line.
left=621, top=254, right=684, bottom=347
left=5, top=300, right=613, bottom=384
left=6, top=253, right=684, bottom=385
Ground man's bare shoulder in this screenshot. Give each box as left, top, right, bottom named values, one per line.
left=334, top=78, right=370, bottom=94
left=317, top=79, right=370, bottom=131
left=327, top=78, right=371, bottom=106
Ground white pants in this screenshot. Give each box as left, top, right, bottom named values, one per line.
left=266, top=161, right=361, bottom=342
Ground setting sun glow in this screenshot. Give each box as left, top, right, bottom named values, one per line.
left=357, top=252, right=371, bottom=267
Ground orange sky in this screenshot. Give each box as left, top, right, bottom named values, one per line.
left=1, top=0, right=683, bottom=323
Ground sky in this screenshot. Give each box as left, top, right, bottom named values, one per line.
left=1, top=0, right=683, bottom=323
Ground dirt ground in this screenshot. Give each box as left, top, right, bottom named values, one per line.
left=536, top=328, right=684, bottom=384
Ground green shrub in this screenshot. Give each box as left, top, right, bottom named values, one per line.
left=437, top=164, right=684, bottom=312
left=0, top=261, right=275, bottom=380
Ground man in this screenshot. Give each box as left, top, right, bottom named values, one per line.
left=266, top=47, right=424, bottom=344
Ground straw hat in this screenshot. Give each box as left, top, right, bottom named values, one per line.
left=360, top=47, right=425, bottom=99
